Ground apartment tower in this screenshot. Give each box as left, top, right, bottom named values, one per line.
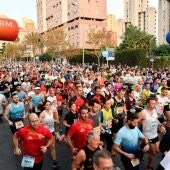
left=124, top=0, right=157, bottom=37
left=37, top=0, right=107, bottom=49
left=158, top=0, right=170, bottom=44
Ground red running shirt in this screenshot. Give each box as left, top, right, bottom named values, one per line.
left=67, top=119, right=93, bottom=150
left=16, top=125, right=52, bottom=164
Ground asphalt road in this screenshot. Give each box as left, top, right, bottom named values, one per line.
left=0, top=108, right=163, bottom=170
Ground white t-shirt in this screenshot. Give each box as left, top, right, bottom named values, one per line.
left=0, top=94, right=6, bottom=114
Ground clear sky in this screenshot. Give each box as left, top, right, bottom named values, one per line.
left=0, top=0, right=158, bottom=26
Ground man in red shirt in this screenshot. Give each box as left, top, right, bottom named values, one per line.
left=13, top=113, right=53, bottom=170
left=66, top=105, right=94, bottom=156
left=69, top=86, right=86, bottom=111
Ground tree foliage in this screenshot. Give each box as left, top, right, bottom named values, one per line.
left=114, top=48, right=148, bottom=67
left=152, top=44, right=170, bottom=56
left=118, top=25, right=156, bottom=53
left=44, top=28, right=69, bottom=59
left=4, top=43, right=17, bottom=61
left=25, top=32, right=44, bottom=57
left=86, top=28, right=113, bottom=67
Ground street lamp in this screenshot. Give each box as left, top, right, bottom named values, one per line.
left=71, top=3, right=85, bottom=69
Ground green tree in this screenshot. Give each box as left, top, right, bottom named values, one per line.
left=25, top=32, right=44, bottom=57
left=4, top=43, right=17, bottom=61
left=16, top=43, right=27, bottom=60
left=152, top=44, right=170, bottom=56
left=118, top=25, right=156, bottom=53
left=86, top=29, right=113, bottom=68
left=44, top=28, right=69, bottom=61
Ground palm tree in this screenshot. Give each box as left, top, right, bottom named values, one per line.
left=25, top=32, right=44, bottom=57
left=4, top=43, right=17, bottom=61
left=44, top=28, right=69, bottom=61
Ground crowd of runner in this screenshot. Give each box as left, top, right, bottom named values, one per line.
left=0, top=61, right=169, bottom=170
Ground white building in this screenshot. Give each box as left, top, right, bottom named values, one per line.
left=158, top=0, right=170, bottom=44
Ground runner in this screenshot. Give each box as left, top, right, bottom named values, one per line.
left=4, top=93, right=26, bottom=140
left=39, top=100, right=59, bottom=169
left=138, top=98, right=166, bottom=170
left=71, top=130, right=101, bottom=170
left=114, top=113, right=149, bottom=170
left=66, top=105, right=93, bottom=157
left=13, top=113, right=53, bottom=170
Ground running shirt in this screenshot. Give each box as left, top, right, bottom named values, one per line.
left=82, top=146, right=99, bottom=170
left=67, top=119, right=93, bottom=150
left=15, top=91, right=25, bottom=101
left=32, top=94, right=43, bottom=108
left=41, top=111, right=55, bottom=132
left=114, top=126, right=144, bottom=154
left=142, top=109, right=158, bottom=139
left=101, top=108, right=113, bottom=134
left=9, top=102, right=24, bottom=121
left=47, top=96, right=57, bottom=110
left=16, top=125, right=52, bottom=164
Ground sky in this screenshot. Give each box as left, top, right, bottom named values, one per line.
left=0, top=0, right=158, bottom=27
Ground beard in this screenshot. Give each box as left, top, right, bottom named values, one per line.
left=128, top=123, right=135, bottom=129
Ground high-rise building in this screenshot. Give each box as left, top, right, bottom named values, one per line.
left=145, top=7, right=157, bottom=37
left=124, top=0, right=157, bottom=38
left=22, top=17, right=35, bottom=32
left=106, top=14, right=117, bottom=45
left=117, top=19, right=125, bottom=45
left=106, top=15, right=125, bottom=46
left=158, top=0, right=170, bottom=44
left=37, top=0, right=107, bottom=49
left=107, top=14, right=117, bottom=31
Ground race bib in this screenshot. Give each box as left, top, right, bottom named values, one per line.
left=131, top=158, right=140, bottom=167
left=15, top=121, right=24, bottom=129
left=47, top=123, right=54, bottom=132
left=35, top=106, right=41, bottom=113
left=116, top=107, right=124, bottom=114
left=151, top=121, right=157, bottom=129
left=21, top=155, right=35, bottom=168
left=14, top=81, right=19, bottom=85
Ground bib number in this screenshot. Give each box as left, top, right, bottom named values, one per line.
left=131, top=158, right=140, bottom=167
left=35, top=106, right=41, bottom=113
left=15, top=121, right=24, bottom=129
left=116, top=107, right=124, bottom=114
left=21, top=155, right=35, bottom=168
left=151, top=121, right=157, bottom=129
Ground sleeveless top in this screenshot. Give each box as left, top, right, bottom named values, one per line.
left=42, top=110, right=54, bottom=132
left=15, top=91, right=25, bottom=101
left=32, top=94, right=43, bottom=107
left=142, top=109, right=158, bottom=139
left=101, top=108, right=113, bottom=134
left=9, top=102, right=24, bottom=121
left=112, top=97, right=125, bottom=117
left=81, top=146, right=99, bottom=170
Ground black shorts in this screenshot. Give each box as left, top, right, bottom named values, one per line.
left=149, top=136, right=159, bottom=144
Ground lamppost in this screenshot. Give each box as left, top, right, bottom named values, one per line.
left=71, top=3, right=85, bottom=69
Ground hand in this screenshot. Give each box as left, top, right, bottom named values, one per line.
left=40, top=146, right=48, bottom=154
left=23, top=113, right=28, bottom=119
left=101, top=128, right=105, bottom=134
left=14, top=147, right=21, bottom=155
left=72, top=148, right=78, bottom=155
left=143, top=144, right=149, bottom=152
left=126, top=153, right=135, bottom=160
left=160, top=126, right=166, bottom=134
left=8, top=120, right=13, bottom=126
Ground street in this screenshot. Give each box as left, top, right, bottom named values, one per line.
left=0, top=116, right=163, bottom=170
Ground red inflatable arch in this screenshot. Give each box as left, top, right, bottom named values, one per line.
left=0, top=18, right=19, bottom=41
